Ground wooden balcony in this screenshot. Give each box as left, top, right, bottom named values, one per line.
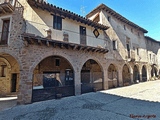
left=0, top=0, right=16, bottom=15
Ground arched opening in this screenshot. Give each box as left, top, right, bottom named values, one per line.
left=142, top=65, right=147, bottom=82
left=122, top=64, right=131, bottom=86
left=0, top=53, right=20, bottom=106
left=32, top=56, right=74, bottom=102
left=151, top=66, right=158, bottom=77
left=108, top=64, right=118, bottom=88
left=133, top=65, right=140, bottom=83
left=81, top=59, right=103, bottom=94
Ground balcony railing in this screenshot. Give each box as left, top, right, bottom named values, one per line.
left=0, top=0, right=23, bottom=15
left=0, top=31, right=9, bottom=45
left=0, top=0, right=15, bottom=5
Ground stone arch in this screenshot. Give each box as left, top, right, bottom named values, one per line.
left=122, top=64, right=131, bottom=86
left=151, top=65, right=158, bottom=77
left=30, top=51, right=76, bottom=73
left=79, top=56, right=104, bottom=73
left=133, top=64, right=140, bottom=83
left=80, top=58, right=104, bottom=94
left=32, top=54, right=75, bottom=102
left=108, top=63, right=118, bottom=88
left=0, top=51, right=21, bottom=69
left=0, top=53, right=20, bottom=96
left=142, top=65, right=147, bottom=82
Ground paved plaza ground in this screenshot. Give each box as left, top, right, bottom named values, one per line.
left=0, top=80, right=160, bottom=120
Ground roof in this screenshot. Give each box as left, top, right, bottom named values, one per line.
left=27, top=0, right=109, bottom=30
left=145, top=36, right=160, bottom=43
left=86, top=4, right=148, bottom=33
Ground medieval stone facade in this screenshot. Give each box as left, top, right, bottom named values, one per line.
left=0, top=0, right=159, bottom=104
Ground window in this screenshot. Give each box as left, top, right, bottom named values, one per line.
left=107, top=16, right=110, bottom=22
left=131, top=28, right=133, bottom=33
left=0, top=61, right=6, bottom=77
left=137, top=48, right=139, bottom=55
left=53, top=15, right=62, bottom=30
left=55, top=59, right=60, bottom=66
left=150, top=54, right=152, bottom=61
left=0, top=19, right=10, bottom=45
left=80, top=26, right=86, bottom=45
left=124, top=25, right=126, bottom=30
left=112, top=40, right=117, bottom=50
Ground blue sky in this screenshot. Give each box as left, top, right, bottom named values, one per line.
left=47, top=0, right=160, bottom=41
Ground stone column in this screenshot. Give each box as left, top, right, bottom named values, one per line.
left=130, top=73, right=134, bottom=84
left=118, top=70, right=123, bottom=87
left=17, top=70, right=33, bottom=104
left=103, top=68, right=108, bottom=90
left=74, top=70, right=81, bottom=95
left=139, top=70, right=142, bottom=82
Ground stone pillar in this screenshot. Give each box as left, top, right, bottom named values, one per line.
left=103, top=68, right=108, bottom=90
left=130, top=73, right=134, bottom=84
left=139, top=69, right=142, bottom=82
left=118, top=70, right=123, bottom=87
left=17, top=70, right=33, bottom=104
left=74, top=70, right=81, bottom=95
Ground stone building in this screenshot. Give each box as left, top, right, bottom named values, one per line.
left=0, top=0, right=159, bottom=104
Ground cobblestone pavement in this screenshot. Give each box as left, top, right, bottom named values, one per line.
left=0, top=80, right=160, bottom=120
left=0, top=96, right=17, bottom=112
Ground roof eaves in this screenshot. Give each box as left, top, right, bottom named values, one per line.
left=145, top=36, right=160, bottom=43
left=28, top=0, right=109, bottom=30
left=86, top=4, right=148, bottom=33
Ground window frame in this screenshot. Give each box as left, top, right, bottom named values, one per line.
left=112, top=40, right=117, bottom=50
left=55, top=58, right=60, bottom=67
left=80, top=26, right=86, bottom=45
left=53, top=15, right=62, bottom=30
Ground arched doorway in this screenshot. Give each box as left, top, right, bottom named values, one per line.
left=122, top=64, right=131, bottom=86
left=133, top=65, right=140, bottom=83
left=32, top=56, right=74, bottom=102
left=108, top=64, right=118, bottom=88
left=151, top=66, right=158, bottom=77
left=0, top=53, right=20, bottom=103
left=142, top=65, right=147, bottom=82
left=81, top=59, right=103, bottom=94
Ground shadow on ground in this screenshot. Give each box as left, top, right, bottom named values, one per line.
left=0, top=91, right=159, bottom=120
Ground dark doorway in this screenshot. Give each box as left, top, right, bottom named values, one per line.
left=11, top=73, right=17, bottom=92
left=133, top=65, right=140, bottom=83
left=142, top=66, right=147, bottom=82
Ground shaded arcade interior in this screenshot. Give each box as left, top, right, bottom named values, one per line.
left=32, top=56, right=74, bottom=102
left=0, top=53, right=19, bottom=99
left=108, top=64, right=118, bottom=88
left=81, top=59, right=103, bottom=94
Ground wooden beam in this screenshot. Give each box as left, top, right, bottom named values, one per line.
left=6, top=4, right=14, bottom=12
left=0, top=6, right=6, bottom=13
left=73, top=45, right=78, bottom=50
left=52, top=42, right=56, bottom=47
left=60, top=43, right=65, bottom=49
left=78, top=46, right=83, bottom=51
left=46, top=41, right=49, bottom=47
left=38, top=39, right=42, bottom=45
left=24, top=40, right=28, bottom=47
left=28, top=38, right=34, bottom=44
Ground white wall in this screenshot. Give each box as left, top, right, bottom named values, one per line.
left=20, top=0, right=106, bottom=48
